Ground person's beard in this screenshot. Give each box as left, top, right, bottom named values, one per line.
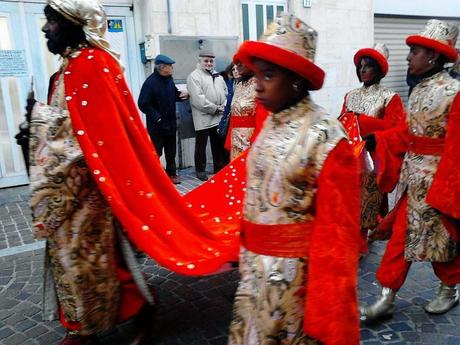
left=46, top=31, right=69, bottom=55
left=45, top=22, right=86, bottom=55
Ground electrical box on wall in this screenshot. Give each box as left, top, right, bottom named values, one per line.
left=144, top=35, right=155, bottom=60
left=139, top=42, right=147, bottom=64
left=303, top=0, right=312, bottom=7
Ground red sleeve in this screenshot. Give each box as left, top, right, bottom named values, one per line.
left=250, top=102, right=269, bottom=144
left=358, top=94, right=405, bottom=136
left=426, top=92, right=460, bottom=219
left=373, top=123, right=409, bottom=193
left=304, top=140, right=360, bottom=345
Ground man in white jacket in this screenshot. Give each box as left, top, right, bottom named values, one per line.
left=187, top=50, right=228, bottom=181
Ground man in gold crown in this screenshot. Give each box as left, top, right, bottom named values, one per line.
left=26, top=1, right=156, bottom=344
left=361, top=19, right=460, bottom=322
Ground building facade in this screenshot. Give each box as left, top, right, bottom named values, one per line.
left=0, top=0, right=459, bottom=187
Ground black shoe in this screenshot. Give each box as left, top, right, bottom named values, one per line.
left=196, top=172, right=208, bottom=181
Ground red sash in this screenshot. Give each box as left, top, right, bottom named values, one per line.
left=241, top=219, right=312, bottom=257
left=230, top=115, right=256, bottom=128
left=407, top=134, right=444, bottom=156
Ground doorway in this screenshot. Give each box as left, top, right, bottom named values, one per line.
left=0, top=1, right=142, bottom=188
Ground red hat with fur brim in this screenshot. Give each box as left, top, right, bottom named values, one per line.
left=233, top=52, right=241, bottom=64
left=406, top=35, right=458, bottom=63
left=353, top=48, right=389, bottom=76
left=237, top=40, right=325, bottom=90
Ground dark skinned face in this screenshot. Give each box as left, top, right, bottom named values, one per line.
left=406, top=45, right=437, bottom=77
left=358, top=57, right=378, bottom=86
left=252, top=58, right=306, bottom=113
left=42, top=5, right=85, bottom=55
left=235, top=62, right=253, bottom=79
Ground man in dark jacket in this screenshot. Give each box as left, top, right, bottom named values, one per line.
left=138, top=54, right=187, bottom=184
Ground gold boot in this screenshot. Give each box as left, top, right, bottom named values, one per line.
left=424, top=283, right=459, bottom=314
left=360, top=287, right=396, bottom=322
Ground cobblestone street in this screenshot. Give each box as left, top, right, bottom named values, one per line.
left=0, top=168, right=459, bottom=345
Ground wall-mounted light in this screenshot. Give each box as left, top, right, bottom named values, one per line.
left=198, top=39, right=204, bottom=50
left=303, top=0, right=312, bottom=8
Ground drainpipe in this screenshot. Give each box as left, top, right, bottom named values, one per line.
left=167, top=0, right=172, bottom=34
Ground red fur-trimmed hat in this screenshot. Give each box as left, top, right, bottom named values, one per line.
left=406, top=19, right=459, bottom=63
left=236, top=14, right=325, bottom=90
left=232, top=52, right=241, bottom=64
left=354, top=43, right=389, bottom=76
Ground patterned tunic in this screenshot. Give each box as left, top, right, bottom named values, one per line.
left=343, top=84, right=400, bottom=230
left=229, top=77, right=257, bottom=160
left=400, top=71, right=459, bottom=262
left=228, top=97, right=347, bottom=345
left=28, top=51, right=152, bottom=334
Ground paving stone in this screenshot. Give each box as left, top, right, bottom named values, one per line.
left=2, top=333, right=29, bottom=345
left=389, top=322, right=413, bottom=332
left=15, top=319, right=37, bottom=332
left=420, top=323, right=437, bottom=333
left=37, top=331, right=62, bottom=344
left=0, top=326, right=14, bottom=338
left=24, top=324, right=49, bottom=338
left=446, top=336, right=460, bottom=345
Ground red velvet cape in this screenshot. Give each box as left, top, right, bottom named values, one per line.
left=61, top=47, right=360, bottom=344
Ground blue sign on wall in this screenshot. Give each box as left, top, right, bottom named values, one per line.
left=108, top=19, right=123, bottom=32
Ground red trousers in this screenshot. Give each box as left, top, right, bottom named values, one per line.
left=376, top=197, right=460, bottom=290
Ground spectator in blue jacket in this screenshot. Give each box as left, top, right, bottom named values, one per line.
left=138, top=54, right=188, bottom=184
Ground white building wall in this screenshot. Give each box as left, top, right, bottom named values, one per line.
left=135, top=0, right=373, bottom=115
left=135, top=0, right=241, bottom=58
left=374, top=0, right=460, bottom=17
left=289, top=0, right=373, bottom=115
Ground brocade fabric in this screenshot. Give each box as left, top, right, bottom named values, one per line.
left=228, top=96, right=347, bottom=345
left=29, top=71, right=120, bottom=334
left=343, top=83, right=398, bottom=230
left=401, top=71, right=459, bottom=262
left=229, top=77, right=257, bottom=160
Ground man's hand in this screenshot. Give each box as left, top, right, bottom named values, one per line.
left=215, top=105, right=224, bottom=115
left=179, top=91, right=189, bottom=100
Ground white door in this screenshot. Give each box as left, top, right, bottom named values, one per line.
left=0, top=2, right=33, bottom=188
left=0, top=1, right=142, bottom=188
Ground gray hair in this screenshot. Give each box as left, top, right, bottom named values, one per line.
left=155, top=63, right=169, bottom=72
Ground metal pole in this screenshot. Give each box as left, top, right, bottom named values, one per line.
left=167, top=0, right=172, bottom=34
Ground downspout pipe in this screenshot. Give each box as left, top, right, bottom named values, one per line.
left=167, top=0, right=172, bottom=34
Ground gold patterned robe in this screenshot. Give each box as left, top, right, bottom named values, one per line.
left=342, top=83, right=403, bottom=231
left=228, top=97, right=354, bottom=345
left=375, top=71, right=460, bottom=262
left=228, top=77, right=258, bottom=160
left=29, top=57, right=151, bottom=334
left=400, top=71, right=459, bottom=261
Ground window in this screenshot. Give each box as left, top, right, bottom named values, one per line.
left=241, top=1, right=287, bottom=41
